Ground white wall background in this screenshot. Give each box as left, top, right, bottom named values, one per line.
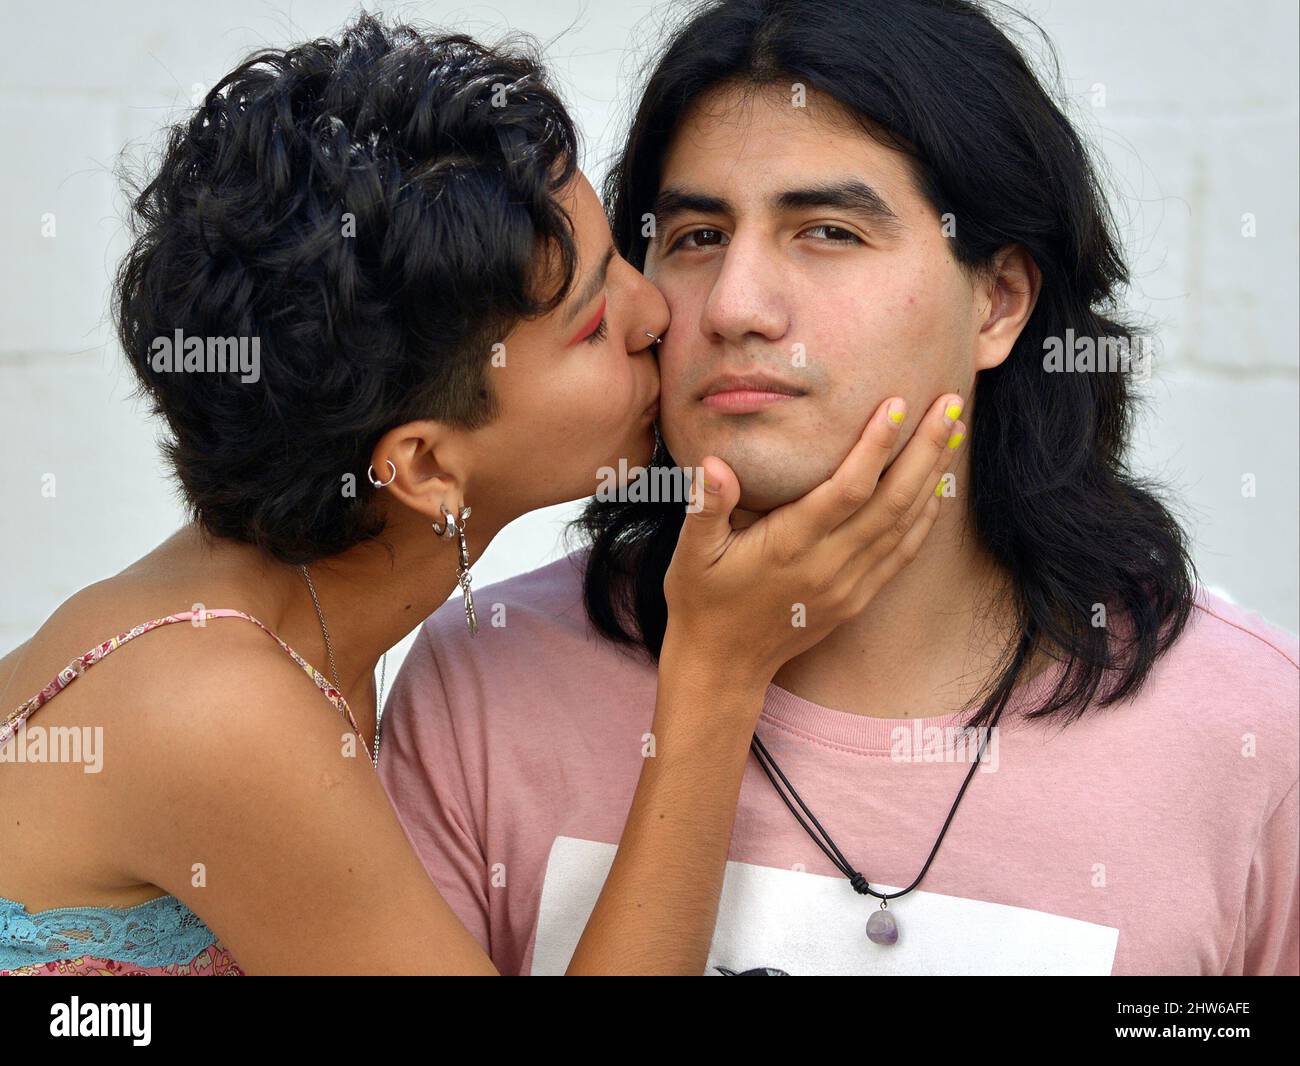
left=2, top=0, right=1297, bottom=681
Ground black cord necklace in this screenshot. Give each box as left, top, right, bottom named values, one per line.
left=749, top=697, right=1007, bottom=946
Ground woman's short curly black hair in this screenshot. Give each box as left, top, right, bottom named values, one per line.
left=114, top=12, right=579, bottom=563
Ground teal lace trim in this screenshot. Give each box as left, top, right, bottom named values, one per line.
left=0, top=892, right=218, bottom=969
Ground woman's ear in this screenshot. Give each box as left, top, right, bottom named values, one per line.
left=973, top=244, right=1042, bottom=372
left=367, top=419, right=471, bottom=522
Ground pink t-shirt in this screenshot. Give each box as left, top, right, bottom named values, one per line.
left=379, top=552, right=1299, bottom=976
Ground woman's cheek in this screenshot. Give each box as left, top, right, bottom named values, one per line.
left=577, top=377, right=632, bottom=454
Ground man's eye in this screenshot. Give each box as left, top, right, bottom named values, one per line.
left=801, top=224, right=862, bottom=243
left=669, top=228, right=729, bottom=252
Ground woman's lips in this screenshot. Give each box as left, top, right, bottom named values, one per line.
left=700, top=389, right=800, bottom=413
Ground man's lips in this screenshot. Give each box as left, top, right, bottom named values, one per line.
left=698, top=373, right=806, bottom=413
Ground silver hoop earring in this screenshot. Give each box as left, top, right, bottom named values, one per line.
left=368, top=460, right=397, bottom=488
left=431, top=504, right=459, bottom=539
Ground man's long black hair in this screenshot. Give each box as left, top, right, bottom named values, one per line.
left=570, top=0, right=1197, bottom=729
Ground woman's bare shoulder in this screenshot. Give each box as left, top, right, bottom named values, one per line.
left=0, top=575, right=360, bottom=912
left=2, top=573, right=273, bottom=711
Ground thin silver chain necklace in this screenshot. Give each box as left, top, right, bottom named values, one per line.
left=299, top=564, right=386, bottom=768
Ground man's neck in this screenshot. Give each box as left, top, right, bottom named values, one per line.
left=763, top=499, right=1024, bottom=720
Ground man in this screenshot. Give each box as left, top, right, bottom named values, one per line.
left=379, top=0, right=1298, bottom=975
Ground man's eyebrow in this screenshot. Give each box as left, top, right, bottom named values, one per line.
left=564, top=244, right=616, bottom=325
left=774, top=180, right=904, bottom=235
left=651, top=187, right=734, bottom=232
left=650, top=180, right=904, bottom=238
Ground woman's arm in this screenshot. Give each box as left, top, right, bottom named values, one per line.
left=564, top=634, right=765, bottom=974
left=117, top=628, right=498, bottom=975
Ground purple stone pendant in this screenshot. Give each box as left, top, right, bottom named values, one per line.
left=866, top=903, right=898, bottom=946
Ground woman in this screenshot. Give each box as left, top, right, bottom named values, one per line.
left=0, top=13, right=966, bottom=975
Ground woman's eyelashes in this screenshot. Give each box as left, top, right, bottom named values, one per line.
left=570, top=296, right=608, bottom=345
left=585, top=317, right=609, bottom=345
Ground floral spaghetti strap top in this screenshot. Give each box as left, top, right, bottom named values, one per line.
left=0, top=608, right=369, bottom=976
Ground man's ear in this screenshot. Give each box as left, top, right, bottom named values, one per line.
left=367, top=419, right=471, bottom=523
left=973, top=244, right=1042, bottom=372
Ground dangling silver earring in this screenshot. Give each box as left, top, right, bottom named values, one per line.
left=432, top=504, right=477, bottom=636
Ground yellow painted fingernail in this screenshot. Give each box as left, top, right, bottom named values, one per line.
left=934, top=480, right=944, bottom=497
left=888, top=401, right=906, bottom=425
left=944, top=401, right=963, bottom=424
left=947, top=430, right=965, bottom=450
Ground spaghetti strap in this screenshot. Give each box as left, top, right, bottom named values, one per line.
left=2, top=608, right=369, bottom=753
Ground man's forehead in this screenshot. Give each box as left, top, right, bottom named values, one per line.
left=670, top=81, right=884, bottom=152
left=660, top=97, right=913, bottom=209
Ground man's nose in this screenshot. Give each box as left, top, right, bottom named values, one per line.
left=700, top=242, right=788, bottom=343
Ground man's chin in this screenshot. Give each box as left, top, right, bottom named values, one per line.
left=733, top=474, right=826, bottom=515
left=666, top=432, right=841, bottom=512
